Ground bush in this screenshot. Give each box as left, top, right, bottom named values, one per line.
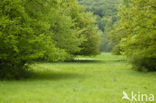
left=0, top=60, right=30, bottom=80
left=130, top=56, right=156, bottom=72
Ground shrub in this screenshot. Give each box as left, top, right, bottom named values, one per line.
left=0, top=60, right=30, bottom=80
left=130, top=56, right=156, bottom=72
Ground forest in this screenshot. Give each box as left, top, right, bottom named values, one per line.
left=0, top=0, right=156, bottom=102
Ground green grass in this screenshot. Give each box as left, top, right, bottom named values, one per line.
left=0, top=53, right=156, bottom=103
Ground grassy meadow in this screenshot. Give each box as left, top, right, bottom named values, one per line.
left=0, top=53, right=156, bottom=103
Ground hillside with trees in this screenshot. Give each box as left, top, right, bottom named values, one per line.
left=79, top=0, right=122, bottom=52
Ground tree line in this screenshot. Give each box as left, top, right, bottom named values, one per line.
left=0, top=0, right=100, bottom=79
left=109, top=0, right=156, bottom=71
left=0, top=0, right=155, bottom=79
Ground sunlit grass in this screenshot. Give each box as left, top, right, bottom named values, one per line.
left=0, top=53, right=156, bottom=103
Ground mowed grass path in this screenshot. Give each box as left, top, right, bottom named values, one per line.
left=0, top=53, right=156, bottom=103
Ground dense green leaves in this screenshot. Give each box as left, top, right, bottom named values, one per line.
left=0, top=0, right=100, bottom=79
left=79, top=0, right=122, bottom=52
left=110, top=0, right=156, bottom=71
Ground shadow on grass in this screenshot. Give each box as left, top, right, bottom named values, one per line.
left=0, top=71, right=84, bottom=81
left=65, top=59, right=127, bottom=64
left=26, top=70, right=84, bottom=81
left=0, top=59, right=127, bottom=81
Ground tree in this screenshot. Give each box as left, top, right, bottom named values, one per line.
left=110, top=0, right=156, bottom=71
left=61, top=0, right=100, bottom=55
left=0, top=0, right=100, bottom=79
left=0, top=0, right=50, bottom=79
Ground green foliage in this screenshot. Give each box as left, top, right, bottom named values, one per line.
left=130, top=56, right=156, bottom=72
left=112, top=44, right=121, bottom=55
left=0, top=0, right=100, bottom=79
left=0, top=0, right=47, bottom=79
left=99, top=31, right=113, bottom=52
left=63, top=0, right=100, bottom=55
left=79, top=0, right=122, bottom=52
left=110, top=0, right=156, bottom=71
